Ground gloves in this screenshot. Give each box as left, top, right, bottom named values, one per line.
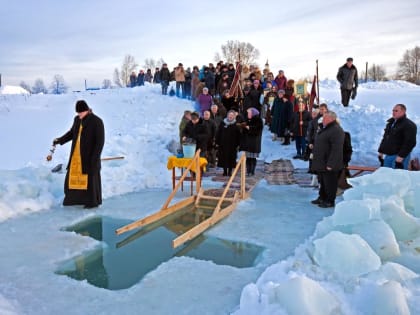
left=53, top=138, right=60, bottom=146
left=351, top=87, right=357, bottom=100
left=378, top=155, right=384, bottom=166
left=395, top=161, right=404, bottom=169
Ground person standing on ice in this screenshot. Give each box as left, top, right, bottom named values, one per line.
left=53, top=100, right=105, bottom=209
left=378, top=104, right=417, bottom=169
left=336, top=57, right=358, bottom=107
left=311, top=111, right=344, bottom=208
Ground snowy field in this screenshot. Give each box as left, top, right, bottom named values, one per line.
left=0, top=81, right=419, bottom=314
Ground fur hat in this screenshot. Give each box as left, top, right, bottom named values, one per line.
left=75, top=100, right=89, bottom=113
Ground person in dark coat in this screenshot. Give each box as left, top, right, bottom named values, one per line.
left=378, top=104, right=417, bottom=169
left=129, top=71, right=137, bottom=88
left=137, top=70, right=145, bottom=86
left=144, top=69, right=153, bottom=83
left=216, top=110, right=241, bottom=176
left=248, top=80, right=263, bottom=113
left=153, top=67, right=161, bottom=83
left=269, top=89, right=293, bottom=143
left=202, top=110, right=217, bottom=167
left=182, top=112, right=209, bottom=157
left=241, top=87, right=253, bottom=113
left=239, top=107, right=263, bottom=176
left=53, top=100, right=105, bottom=208
left=336, top=57, right=358, bottom=107
left=204, top=67, right=216, bottom=95
left=311, top=111, right=345, bottom=208
left=290, top=100, right=311, bottom=159
left=159, top=63, right=171, bottom=95
left=221, top=90, right=237, bottom=113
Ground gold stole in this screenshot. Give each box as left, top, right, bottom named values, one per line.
left=68, top=124, right=88, bottom=190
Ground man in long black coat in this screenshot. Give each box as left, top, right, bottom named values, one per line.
left=311, top=111, right=344, bottom=208
left=53, top=100, right=105, bottom=208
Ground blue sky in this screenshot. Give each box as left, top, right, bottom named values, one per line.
left=1, top=0, right=419, bottom=90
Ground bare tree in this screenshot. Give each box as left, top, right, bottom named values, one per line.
left=361, top=64, right=387, bottom=81
left=19, top=81, right=31, bottom=93
left=32, top=78, right=48, bottom=94
left=144, top=58, right=166, bottom=72
left=50, top=74, right=68, bottom=94
left=113, top=68, right=122, bottom=87
left=216, top=40, right=260, bottom=65
left=120, top=54, right=138, bottom=87
left=102, top=79, right=112, bottom=89
left=397, top=46, right=420, bottom=84
left=214, top=52, right=222, bottom=63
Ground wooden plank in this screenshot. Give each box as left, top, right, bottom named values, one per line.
left=213, top=153, right=245, bottom=215
left=172, top=202, right=238, bottom=248
left=240, top=154, right=246, bottom=198
left=347, top=165, right=377, bottom=178
left=101, top=156, right=125, bottom=161
left=115, top=196, right=195, bottom=235
left=199, top=195, right=235, bottom=202
left=195, top=187, right=204, bottom=206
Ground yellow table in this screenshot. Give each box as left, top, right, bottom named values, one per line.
left=167, top=156, right=207, bottom=194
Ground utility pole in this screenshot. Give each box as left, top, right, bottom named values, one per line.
left=365, top=62, right=368, bottom=83
left=0, top=73, right=2, bottom=87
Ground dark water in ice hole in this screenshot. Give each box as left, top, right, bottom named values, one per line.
left=56, top=207, right=263, bottom=290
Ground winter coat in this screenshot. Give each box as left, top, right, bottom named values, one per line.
left=336, top=64, right=358, bottom=90
left=221, top=95, right=237, bottom=112
left=269, top=97, right=293, bottom=137
left=182, top=118, right=209, bottom=152
left=343, top=132, right=353, bottom=166
left=144, top=72, right=153, bottom=83
left=311, top=121, right=345, bottom=172
left=274, top=75, right=287, bottom=90
left=242, top=93, right=254, bottom=112
left=204, top=71, right=215, bottom=91
left=153, top=70, right=161, bottom=83
left=210, top=112, right=223, bottom=133
left=241, top=115, right=263, bottom=153
left=137, top=73, right=145, bottom=86
left=378, top=115, right=417, bottom=158
left=159, top=68, right=171, bottom=83
left=249, top=87, right=263, bottom=112
left=58, top=112, right=105, bottom=175
left=175, top=66, right=185, bottom=82
left=216, top=118, right=241, bottom=168
left=197, top=93, right=213, bottom=115
left=307, top=113, right=322, bottom=144
left=290, top=110, right=311, bottom=137
left=202, top=119, right=216, bottom=145
left=57, top=112, right=104, bottom=207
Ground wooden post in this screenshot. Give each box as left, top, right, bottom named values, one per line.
left=316, top=60, right=320, bottom=105
left=365, top=62, right=368, bottom=83
left=240, top=153, right=246, bottom=198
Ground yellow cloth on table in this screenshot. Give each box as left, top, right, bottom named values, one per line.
left=167, top=156, right=207, bottom=173
left=68, top=124, right=88, bottom=190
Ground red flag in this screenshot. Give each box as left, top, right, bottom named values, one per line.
left=309, top=75, right=317, bottom=111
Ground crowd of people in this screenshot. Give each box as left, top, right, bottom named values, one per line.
left=51, top=58, right=417, bottom=210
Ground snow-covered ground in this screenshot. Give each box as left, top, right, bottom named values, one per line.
left=0, top=81, right=419, bottom=314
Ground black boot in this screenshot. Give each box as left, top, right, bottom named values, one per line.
left=251, top=158, right=257, bottom=175
left=246, top=158, right=251, bottom=176
left=227, top=168, right=232, bottom=176
left=223, top=168, right=227, bottom=176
